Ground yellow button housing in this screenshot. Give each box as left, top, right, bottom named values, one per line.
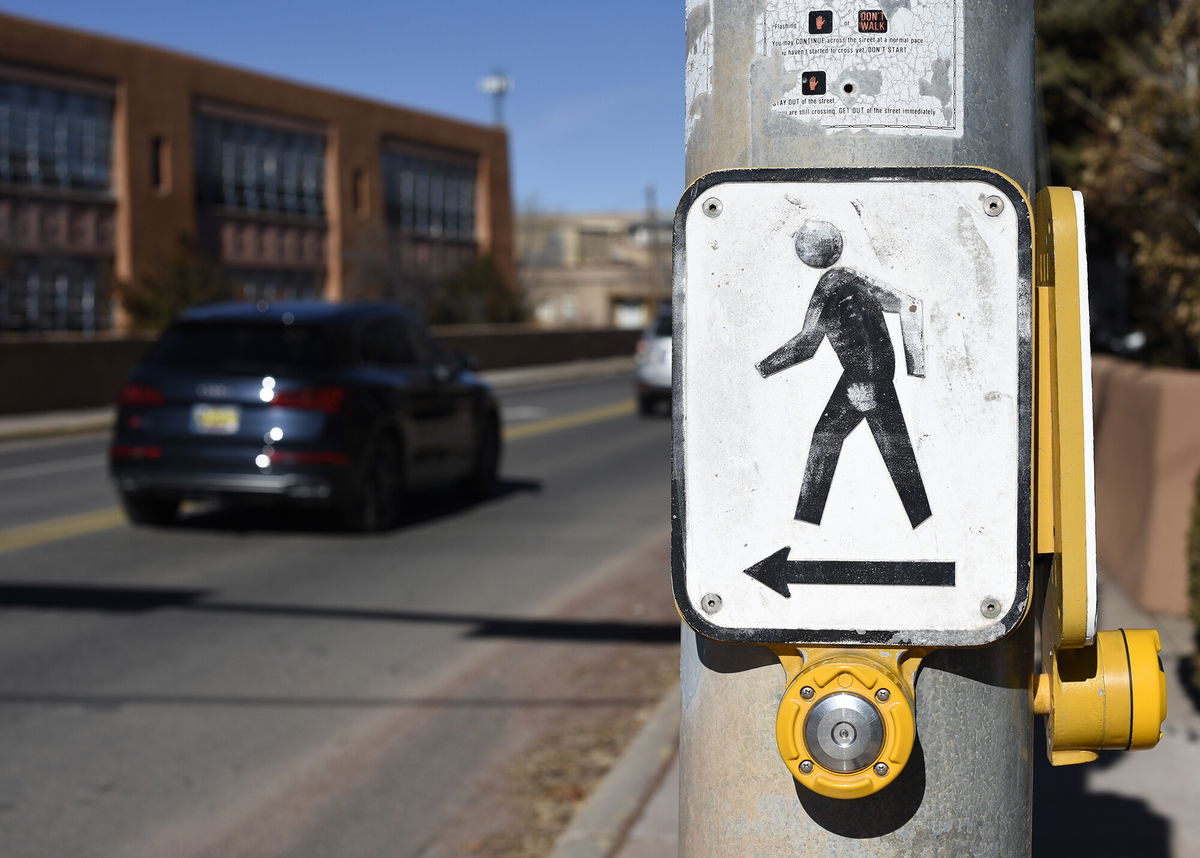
left=774, top=651, right=917, bottom=799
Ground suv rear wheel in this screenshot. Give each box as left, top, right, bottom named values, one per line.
left=341, top=435, right=403, bottom=532
left=462, top=414, right=501, bottom=500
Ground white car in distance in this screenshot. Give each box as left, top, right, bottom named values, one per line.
left=634, top=303, right=672, bottom=416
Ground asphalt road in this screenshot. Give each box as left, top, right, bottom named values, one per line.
left=0, top=375, right=678, bottom=858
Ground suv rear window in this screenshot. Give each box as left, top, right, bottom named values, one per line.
left=147, top=322, right=344, bottom=372
left=653, top=314, right=672, bottom=337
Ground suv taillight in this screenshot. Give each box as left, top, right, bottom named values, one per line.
left=110, top=444, right=162, bottom=460
left=119, top=382, right=165, bottom=406
left=270, top=386, right=345, bottom=414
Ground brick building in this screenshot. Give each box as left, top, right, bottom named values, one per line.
left=0, top=12, right=514, bottom=333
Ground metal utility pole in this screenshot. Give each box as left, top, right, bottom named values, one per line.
left=479, top=70, right=512, bottom=127
left=677, top=2, right=1036, bottom=854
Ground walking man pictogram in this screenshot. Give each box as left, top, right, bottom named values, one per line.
left=756, top=219, right=932, bottom=528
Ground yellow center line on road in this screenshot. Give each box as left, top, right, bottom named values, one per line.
left=0, top=507, right=126, bottom=555
left=0, top=397, right=640, bottom=556
left=502, top=399, right=635, bottom=441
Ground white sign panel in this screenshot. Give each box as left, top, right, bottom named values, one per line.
left=672, top=168, right=1031, bottom=646
left=756, top=0, right=964, bottom=137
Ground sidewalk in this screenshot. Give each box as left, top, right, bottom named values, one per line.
left=0, top=357, right=636, bottom=443
left=559, top=574, right=1200, bottom=858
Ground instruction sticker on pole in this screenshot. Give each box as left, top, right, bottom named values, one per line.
left=672, top=167, right=1032, bottom=646
left=757, top=0, right=964, bottom=137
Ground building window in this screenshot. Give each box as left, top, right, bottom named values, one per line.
left=224, top=267, right=323, bottom=302
left=613, top=298, right=649, bottom=330
left=579, top=228, right=618, bottom=265
left=381, top=142, right=476, bottom=241
left=0, top=77, right=114, bottom=193
left=193, top=114, right=326, bottom=218
left=150, top=134, right=170, bottom=193
left=560, top=294, right=579, bottom=323
left=534, top=297, right=558, bottom=325
left=0, top=255, right=111, bottom=332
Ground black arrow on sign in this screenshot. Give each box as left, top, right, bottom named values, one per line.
left=743, top=548, right=956, bottom=597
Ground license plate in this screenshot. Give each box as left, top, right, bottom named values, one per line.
left=191, top=404, right=240, bottom=435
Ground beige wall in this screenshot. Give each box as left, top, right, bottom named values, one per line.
left=0, top=11, right=515, bottom=324
left=1093, top=355, right=1200, bottom=615
left=524, top=267, right=662, bottom=329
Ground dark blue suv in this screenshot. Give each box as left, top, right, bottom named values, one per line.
left=109, top=301, right=501, bottom=530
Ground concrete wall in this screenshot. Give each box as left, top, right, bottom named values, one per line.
left=0, top=327, right=640, bottom=416
left=1093, top=355, right=1200, bottom=616
left=0, top=336, right=157, bottom=415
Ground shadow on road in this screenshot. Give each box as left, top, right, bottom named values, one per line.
left=164, top=476, right=543, bottom=535
left=0, top=582, right=679, bottom=643
left=1178, top=648, right=1200, bottom=715
left=1032, top=729, right=1170, bottom=858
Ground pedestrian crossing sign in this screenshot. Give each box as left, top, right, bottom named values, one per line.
left=672, top=167, right=1033, bottom=646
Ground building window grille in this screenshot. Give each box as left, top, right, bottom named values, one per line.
left=224, top=267, right=323, bottom=303
left=0, top=256, right=110, bottom=331
left=194, top=115, right=326, bottom=219
left=382, top=144, right=477, bottom=241
left=0, top=77, right=113, bottom=193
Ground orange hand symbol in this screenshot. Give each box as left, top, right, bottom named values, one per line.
left=815, top=14, right=826, bottom=30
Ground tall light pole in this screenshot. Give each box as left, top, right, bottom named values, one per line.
left=479, top=70, right=512, bottom=127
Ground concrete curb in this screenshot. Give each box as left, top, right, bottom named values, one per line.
left=0, top=357, right=637, bottom=444
left=549, top=682, right=680, bottom=858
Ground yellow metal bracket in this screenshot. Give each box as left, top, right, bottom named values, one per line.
left=769, top=645, right=927, bottom=799
left=1033, top=187, right=1166, bottom=764
left=1036, top=186, right=1094, bottom=649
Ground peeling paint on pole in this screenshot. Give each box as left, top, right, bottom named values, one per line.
left=685, top=0, right=714, bottom=146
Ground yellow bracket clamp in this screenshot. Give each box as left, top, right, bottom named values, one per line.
left=1033, top=629, right=1166, bottom=764
left=1035, top=185, right=1094, bottom=649
left=1033, top=187, right=1166, bottom=765
left=770, top=646, right=925, bottom=799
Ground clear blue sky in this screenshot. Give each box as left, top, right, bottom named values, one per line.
left=0, top=0, right=685, bottom=214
